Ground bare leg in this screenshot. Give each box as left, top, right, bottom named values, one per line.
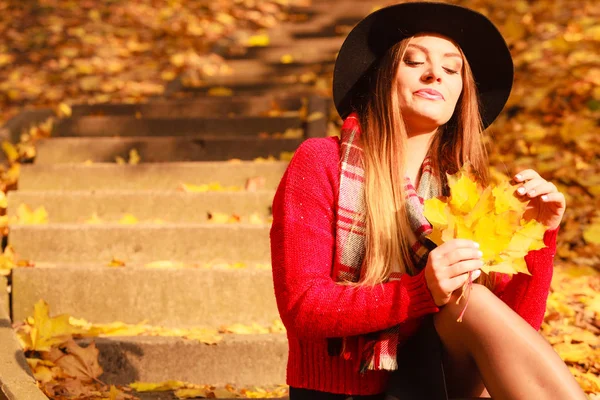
left=433, top=283, right=587, bottom=400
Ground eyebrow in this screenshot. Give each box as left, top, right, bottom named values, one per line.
left=407, top=43, right=462, bottom=60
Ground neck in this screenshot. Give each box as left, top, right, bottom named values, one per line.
left=406, top=127, right=437, bottom=152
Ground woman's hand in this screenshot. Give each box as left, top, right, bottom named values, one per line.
left=513, top=169, right=566, bottom=230
left=425, top=239, right=483, bottom=307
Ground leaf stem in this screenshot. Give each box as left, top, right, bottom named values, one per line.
left=456, top=271, right=474, bottom=322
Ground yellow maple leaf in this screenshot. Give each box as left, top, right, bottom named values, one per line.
left=220, top=323, right=269, bottom=335
left=16, top=204, right=48, bottom=224
left=0, top=246, right=15, bottom=273
left=424, top=197, right=448, bottom=228
left=27, top=358, right=57, bottom=383
left=180, top=182, right=241, bottom=192
left=493, top=180, right=526, bottom=214
left=4, top=163, right=20, bottom=186
left=1, top=141, right=18, bottom=163
left=56, top=102, right=72, bottom=118
left=280, top=54, right=294, bottom=64
left=448, top=173, right=480, bottom=213
left=248, top=212, right=265, bottom=225
left=246, top=33, right=269, bottom=47
left=473, top=214, right=511, bottom=263
left=463, top=186, right=493, bottom=228
left=207, top=87, right=233, bottom=96
left=129, top=380, right=187, bottom=392
left=119, top=214, right=138, bottom=224
left=128, top=148, right=140, bottom=165
left=19, top=300, right=79, bottom=352
left=108, top=257, right=126, bottom=267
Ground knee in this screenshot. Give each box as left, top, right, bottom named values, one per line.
left=433, top=284, right=496, bottom=336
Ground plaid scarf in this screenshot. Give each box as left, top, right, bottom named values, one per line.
left=329, top=112, right=441, bottom=372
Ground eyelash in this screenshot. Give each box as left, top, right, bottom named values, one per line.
left=404, top=60, right=459, bottom=75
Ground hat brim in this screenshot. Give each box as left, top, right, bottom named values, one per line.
left=332, top=2, right=514, bottom=129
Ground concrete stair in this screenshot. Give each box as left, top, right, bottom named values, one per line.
left=34, top=136, right=303, bottom=163
left=10, top=223, right=271, bottom=263
left=12, top=265, right=278, bottom=328
left=7, top=190, right=275, bottom=223
left=53, top=115, right=304, bottom=137
left=1, top=1, right=390, bottom=397
left=18, top=162, right=288, bottom=190
left=89, top=334, right=288, bottom=387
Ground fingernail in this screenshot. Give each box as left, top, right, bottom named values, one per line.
left=517, top=187, right=525, bottom=194
left=515, top=174, right=522, bottom=181
left=477, top=250, right=483, bottom=258
left=473, top=270, right=481, bottom=279
left=542, top=195, right=548, bottom=201
left=473, top=242, right=480, bottom=248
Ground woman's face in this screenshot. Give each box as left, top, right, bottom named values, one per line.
left=395, top=34, right=464, bottom=134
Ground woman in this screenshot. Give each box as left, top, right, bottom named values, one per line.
left=270, top=2, right=587, bottom=399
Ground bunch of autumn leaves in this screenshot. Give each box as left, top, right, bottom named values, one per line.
left=422, top=162, right=548, bottom=321
left=424, top=163, right=547, bottom=275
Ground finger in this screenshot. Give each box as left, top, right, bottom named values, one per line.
left=444, top=269, right=481, bottom=293
left=513, top=169, right=541, bottom=183
left=447, top=259, right=484, bottom=278
left=434, top=238, right=480, bottom=257
left=443, top=247, right=483, bottom=268
left=540, top=192, right=566, bottom=207
left=517, top=180, right=556, bottom=199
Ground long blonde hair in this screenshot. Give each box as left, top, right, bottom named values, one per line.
left=350, top=35, right=497, bottom=291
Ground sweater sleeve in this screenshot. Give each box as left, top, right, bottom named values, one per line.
left=270, top=138, right=439, bottom=340
left=492, top=227, right=558, bottom=331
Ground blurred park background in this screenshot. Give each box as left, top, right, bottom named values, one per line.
left=0, top=0, right=598, bottom=399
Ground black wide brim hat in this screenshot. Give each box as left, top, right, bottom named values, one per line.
left=332, top=1, right=514, bottom=129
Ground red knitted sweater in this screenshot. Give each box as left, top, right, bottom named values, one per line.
left=269, top=137, right=558, bottom=396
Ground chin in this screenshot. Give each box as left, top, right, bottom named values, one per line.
left=413, top=114, right=450, bottom=130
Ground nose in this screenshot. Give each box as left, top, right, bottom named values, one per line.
left=421, top=65, right=443, bottom=83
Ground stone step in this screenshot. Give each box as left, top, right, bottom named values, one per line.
left=227, top=45, right=337, bottom=65
left=218, top=59, right=323, bottom=78
left=7, top=190, right=275, bottom=223
left=34, top=136, right=303, bottom=164
left=83, top=333, right=287, bottom=386
left=195, top=64, right=330, bottom=87
left=218, top=35, right=343, bottom=63
left=12, top=265, right=278, bottom=327
left=70, top=94, right=314, bottom=118
left=53, top=115, right=303, bottom=137
left=9, top=223, right=270, bottom=263
left=18, top=161, right=288, bottom=190
left=181, top=81, right=314, bottom=96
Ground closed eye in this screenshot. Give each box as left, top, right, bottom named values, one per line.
left=405, top=60, right=459, bottom=75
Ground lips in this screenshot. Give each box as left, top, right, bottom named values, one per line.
left=414, top=89, right=444, bottom=100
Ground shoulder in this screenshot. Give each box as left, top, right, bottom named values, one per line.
left=293, top=137, right=340, bottom=165
left=285, top=137, right=341, bottom=178
left=272, top=136, right=340, bottom=222
left=275, top=137, right=341, bottom=200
